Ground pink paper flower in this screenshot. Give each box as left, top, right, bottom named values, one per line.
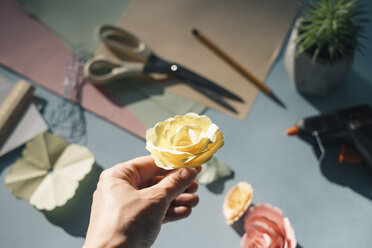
left=241, top=204, right=296, bottom=248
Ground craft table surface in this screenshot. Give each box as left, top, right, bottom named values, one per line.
left=1, top=10, right=372, bottom=248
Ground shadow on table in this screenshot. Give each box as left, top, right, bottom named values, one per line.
left=94, top=76, right=174, bottom=107
left=302, top=70, right=372, bottom=201
left=41, top=163, right=103, bottom=237
left=303, top=70, right=372, bottom=112
left=319, top=146, right=372, bottom=200
left=32, top=96, right=48, bottom=115
left=206, top=171, right=235, bottom=194
left=0, top=146, right=23, bottom=175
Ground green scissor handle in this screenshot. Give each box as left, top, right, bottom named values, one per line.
left=84, top=55, right=145, bottom=85
left=99, top=24, right=153, bottom=62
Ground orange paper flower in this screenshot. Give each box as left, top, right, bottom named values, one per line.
left=223, top=182, right=253, bottom=224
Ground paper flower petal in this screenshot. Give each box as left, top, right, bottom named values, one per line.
left=197, top=157, right=232, bottom=184
left=6, top=132, right=94, bottom=211
left=223, top=182, right=253, bottom=224
left=5, top=159, right=47, bottom=200
left=22, top=132, right=69, bottom=171
left=146, top=113, right=224, bottom=169
left=242, top=204, right=297, bottom=248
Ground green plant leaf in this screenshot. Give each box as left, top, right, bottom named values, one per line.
left=295, top=0, right=368, bottom=63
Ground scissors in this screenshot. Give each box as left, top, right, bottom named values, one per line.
left=84, top=25, right=243, bottom=113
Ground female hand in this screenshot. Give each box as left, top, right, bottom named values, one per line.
left=84, top=156, right=200, bottom=248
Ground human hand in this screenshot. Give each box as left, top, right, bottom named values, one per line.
left=83, top=156, right=200, bottom=248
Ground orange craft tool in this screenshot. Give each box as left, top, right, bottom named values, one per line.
left=286, top=105, right=372, bottom=172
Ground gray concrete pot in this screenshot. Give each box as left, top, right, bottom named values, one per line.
left=284, top=19, right=354, bottom=97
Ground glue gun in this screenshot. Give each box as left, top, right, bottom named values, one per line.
left=286, top=105, right=372, bottom=173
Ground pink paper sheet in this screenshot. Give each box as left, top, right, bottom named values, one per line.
left=0, top=0, right=147, bottom=139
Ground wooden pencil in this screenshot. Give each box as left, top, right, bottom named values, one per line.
left=192, top=28, right=285, bottom=107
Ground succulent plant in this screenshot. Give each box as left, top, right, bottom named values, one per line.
left=295, top=0, right=368, bottom=63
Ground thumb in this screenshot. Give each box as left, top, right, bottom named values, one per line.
left=154, top=168, right=198, bottom=203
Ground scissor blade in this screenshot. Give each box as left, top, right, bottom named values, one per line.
left=173, top=65, right=244, bottom=102
left=144, top=62, right=238, bottom=113
left=185, top=80, right=238, bottom=113
left=146, top=56, right=243, bottom=102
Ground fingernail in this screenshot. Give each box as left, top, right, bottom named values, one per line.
left=180, top=168, right=197, bottom=179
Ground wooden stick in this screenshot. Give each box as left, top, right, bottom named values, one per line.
left=0, top=81, right=34, bottom=146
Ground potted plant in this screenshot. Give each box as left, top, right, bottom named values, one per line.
left=285, top=0, right=367, bottom=97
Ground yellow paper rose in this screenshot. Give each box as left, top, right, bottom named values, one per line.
left=146, top=113, right=224, bottom=169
